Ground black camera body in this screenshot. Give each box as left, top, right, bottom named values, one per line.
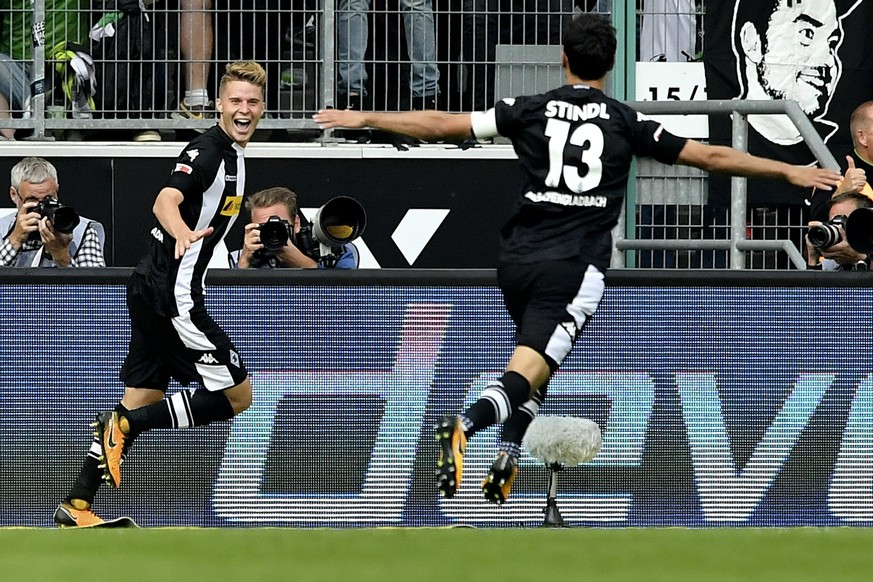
left=28, top=198, right=80, bottom=241
left=256, top=215, right=291, bottom=252
left=808, top=215, right=847, bottom=249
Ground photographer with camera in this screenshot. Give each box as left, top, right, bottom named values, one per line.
left=0, top=157, right=105, bottom=268
left=229, top=187, right=359, bottom=269
left=806, top=191, right=873, bottom=271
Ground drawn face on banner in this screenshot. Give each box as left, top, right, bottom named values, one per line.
left=732, top=0, right=862, bottom=145
left=750, top=0, right=839, bottom=116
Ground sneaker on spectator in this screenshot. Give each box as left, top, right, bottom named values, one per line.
left=280, top=68, right=308, bottom=89
left=412, top=94, right=439, bottom=111
left=286, top=14, right=316, bottom=49
left=336, top=92, right=362, bottom=111
left=133, top=130, right=161, bottom=142
left=172, top=101, right=214, bottom=133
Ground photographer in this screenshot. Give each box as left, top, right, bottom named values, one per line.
left=806, top=191, right=873, bottom=271
left=229, top=187, right=359, bottom=269
left=0, top=157, right=105, bottom=268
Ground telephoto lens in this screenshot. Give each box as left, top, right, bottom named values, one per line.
left=807, top=221, right=843, bottom=249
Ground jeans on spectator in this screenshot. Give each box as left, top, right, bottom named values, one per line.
left=337, top=0, right=440, bottom=98
left=0, top=55, right=29, bottom=111
left=461, top=0, right=573, bottom=110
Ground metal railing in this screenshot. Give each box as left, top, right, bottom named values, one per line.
left=614, top=99, right=840, bottom=270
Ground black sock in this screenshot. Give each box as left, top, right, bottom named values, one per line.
left=464, top=371, right=531, bottom=436
left=125, top=389, right=235, bottom=434
left=501, top=382, right=548, bottom=448
left=65, top=435, right=103, bottom=506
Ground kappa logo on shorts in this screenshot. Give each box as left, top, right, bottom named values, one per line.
left=561, top=321, right=578, bottom=339
left=198, top=353, right=220, bottom=364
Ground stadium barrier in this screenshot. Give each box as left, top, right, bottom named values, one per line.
left=3, top=268, right=873, bottom=528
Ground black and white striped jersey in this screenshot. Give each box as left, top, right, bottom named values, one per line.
left=133, top=126, right=246, bottom=316
left=471, top=84, right=688, bottom=270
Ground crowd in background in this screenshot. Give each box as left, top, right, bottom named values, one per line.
left=0, top=0, right=707, bottom=141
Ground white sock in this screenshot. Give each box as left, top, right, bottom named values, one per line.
left=183, top=89, right=210, bottom=107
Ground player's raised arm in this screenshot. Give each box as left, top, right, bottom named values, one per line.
left=676, top=140, right=842, bottom=190
left=314, top=109, right=474, bottom=142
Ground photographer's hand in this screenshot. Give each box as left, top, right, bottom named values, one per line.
left=237, top=223, right=264, bottom=269
left=41, top=220, right=73, bottom=267
left=822, top=225, right=868, bottom=266
left=805, top=222, right=823, bottom=268
left=9, top=201, right=40, bottom=249
left=276, top=238, right=317, bottom=268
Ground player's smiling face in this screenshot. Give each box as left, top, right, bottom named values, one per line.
left=217, top=80, right=265, bottom=146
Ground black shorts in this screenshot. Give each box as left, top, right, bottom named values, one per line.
left=497, top=258, right=605, bottom=369
left=120, top=283, right=248, bottom=392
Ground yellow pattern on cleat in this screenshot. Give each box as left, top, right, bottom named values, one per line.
left=482, top=452, right=518, bottom=505
left=435, top=415, right=466, bottom=498
left=53, top=501, right=104, bottom=528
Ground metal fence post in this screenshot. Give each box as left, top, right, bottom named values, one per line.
left=730, top=110, right=748, bottom=269
left=26, top=0, right=52, bottom=141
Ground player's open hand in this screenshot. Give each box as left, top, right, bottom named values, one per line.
left=787, top=166, right=842, bottom=190
left=175, top=226, right=214, bottom=259
left=313, top=109, right=367, bottom=130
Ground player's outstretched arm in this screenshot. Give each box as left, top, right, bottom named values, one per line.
left=314, top=109, right=474, bottom=142
left=676, top=140, right=842, bottom=190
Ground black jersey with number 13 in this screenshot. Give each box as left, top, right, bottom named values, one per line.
left=482, top=84, right=688, bottom=270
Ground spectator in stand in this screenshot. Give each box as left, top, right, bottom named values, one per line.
left=639, top=0, right=698, bottom=62
left=171, top=0, right=215, bottom=125
left=462, top=0, right=589, bottom=111
left=336, top=0, right=440, bottom=112
left=0, top=0, right=89, bottom=140
left=809, top=101, right=873, bottom=223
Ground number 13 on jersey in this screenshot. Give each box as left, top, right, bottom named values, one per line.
left=544, top=118, right=605, bottom=193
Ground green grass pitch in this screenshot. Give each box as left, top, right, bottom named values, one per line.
left=2, top=527, right=872, bottom=581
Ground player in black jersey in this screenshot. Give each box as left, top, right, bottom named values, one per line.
left=315, top=14, right=841, bottom=506
left=54, top=61, right=266, bottom=528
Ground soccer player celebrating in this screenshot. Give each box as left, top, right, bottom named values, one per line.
left=54, top=61, right=266, bottom=527
left=314, top=14, right=841, bottom=505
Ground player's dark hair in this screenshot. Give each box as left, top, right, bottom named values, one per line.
left=562, top=13, right=616, bottom=81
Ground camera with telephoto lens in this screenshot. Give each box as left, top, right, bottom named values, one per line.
left=28, top=197, right=80, bottom=241
left=256, top=215, right=292, bottom=252
left=807, top=215, right=847, bottom=250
